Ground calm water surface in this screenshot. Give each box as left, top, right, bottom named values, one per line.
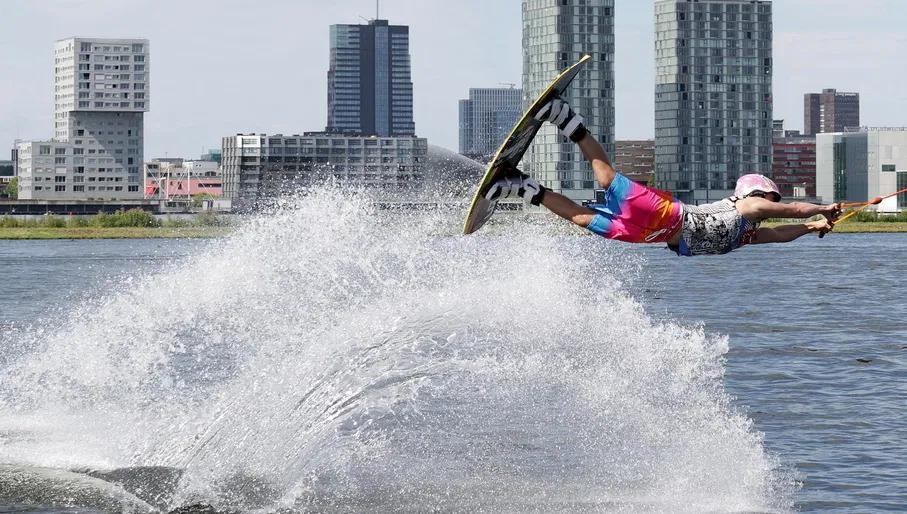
left=0, top=234, right=905, bottom=513
left=636, top=233, right=907, bottom=513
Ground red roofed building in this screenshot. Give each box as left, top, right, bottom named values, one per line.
left=144, top=159, right=222, bottom=200
left=773, top=135, right=816, bottom=198
left=144, top=178, right=222, bottom=198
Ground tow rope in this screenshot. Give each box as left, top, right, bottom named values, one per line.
left=834, top=187, right=907, bottom=224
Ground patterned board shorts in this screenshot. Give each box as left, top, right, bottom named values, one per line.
left=586, top=173, right=683, bottom=244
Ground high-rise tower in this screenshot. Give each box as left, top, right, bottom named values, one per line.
left=458, top=87, right=522, bottom=161
left=522, top=0, right=615, bottom=203
left=327, top=19, right=415, bottom=137
left=654, top=0, right=772, bottom=204
left=17, top=37, right=149, bottom=200
left=804, top=89, right=860, bottom=136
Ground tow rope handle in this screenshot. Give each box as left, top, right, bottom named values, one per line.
left=833, top=187, right=907, bottom=225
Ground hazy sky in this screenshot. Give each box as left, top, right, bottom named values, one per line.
left=1, top=0, right=906, bottom=158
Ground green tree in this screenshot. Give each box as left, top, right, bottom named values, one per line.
left=4, top=178, right=18, bottom=199
left=191, top=192, right=215, bottom=208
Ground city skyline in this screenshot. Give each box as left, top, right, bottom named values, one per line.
left=1, top=0, right=905, bottom=159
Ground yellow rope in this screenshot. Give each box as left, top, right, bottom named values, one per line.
left=835, top=187, right=907, bottom=224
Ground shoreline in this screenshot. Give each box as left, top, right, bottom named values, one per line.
left=1, top=221, right=907, bottom=239
left=0, top=226, right=230, bottom=240
left=761, top=221, right=907, bottom=233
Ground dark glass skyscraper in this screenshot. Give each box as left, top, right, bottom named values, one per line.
left=327, top=19, right=415, bottom=137
left=804, top=89, right=860, bottom=136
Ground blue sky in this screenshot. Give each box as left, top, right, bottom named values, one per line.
left=1, top=0, right=905, bottom=158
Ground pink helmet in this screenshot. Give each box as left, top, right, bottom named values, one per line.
left=735, top=174, right=781, bottom=201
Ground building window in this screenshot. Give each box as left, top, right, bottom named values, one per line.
left=55, top=185, right=66, bottom=192
left=833, top=141, right=847, bottom=202
left=882, top=164, right=897, bottom=172
left=898, top=172, right=907, bottom=209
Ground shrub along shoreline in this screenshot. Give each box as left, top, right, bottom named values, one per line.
left=763, top=210, right=907, bottom=233
left=0, top=209, right=230, bottom=239
left=2, top=208, right=907, bottom=239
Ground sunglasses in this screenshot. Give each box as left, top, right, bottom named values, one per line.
left=748, top=191, right=781, bottom=202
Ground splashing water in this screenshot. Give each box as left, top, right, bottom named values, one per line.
left=0, top=187, right=794, bottom=512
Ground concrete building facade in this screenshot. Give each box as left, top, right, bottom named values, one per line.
left=458, top=87, right=522, bottom=162
left=17, top=37, right=149, bottom=201
left=804, top=89, right=859, bottom=136
left=200, top=148, right=222, bottom=164
left=0, top=160, right=13, bottom=193
left=222, top=133, right=428, bottom=207
left=521, top=0, right=615, bottom=203
left=614, top=140, right=655, bottom=185
left=654, top=0, right=773, bottom=204
left=772, top=119, right=785, bottom=139
left=10, top=145, right=19, bottom=177
left=816, top=128, right=907, bottom=209
left=327, top=19, right=414, bottom=137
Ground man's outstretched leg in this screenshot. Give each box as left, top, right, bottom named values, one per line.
left=540, top=190, right=596, bottom=228
left=485, top=97, right=682, bottom=244
left=485, top=170, right=596, bottom=229
left=484, top=96, right=626, bottom=230
left=534, top=98, right=617, bottom=190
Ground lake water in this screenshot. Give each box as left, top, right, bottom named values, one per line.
left=0, top=192, right=904, bottom=513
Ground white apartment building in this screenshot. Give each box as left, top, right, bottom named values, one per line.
left=222, top=133, right=428, bottom=207
left=17, top=37, right=149, bottom=200
left=816, top=128, right=907, bottom=211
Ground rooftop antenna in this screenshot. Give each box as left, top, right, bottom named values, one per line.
left=358, top=1, right=380, bottom=24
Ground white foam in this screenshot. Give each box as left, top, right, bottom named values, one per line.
left=0, top=187, right=795, bottom=512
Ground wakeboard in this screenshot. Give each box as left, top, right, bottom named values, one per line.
left=462, top=54, right=592, bottom=235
